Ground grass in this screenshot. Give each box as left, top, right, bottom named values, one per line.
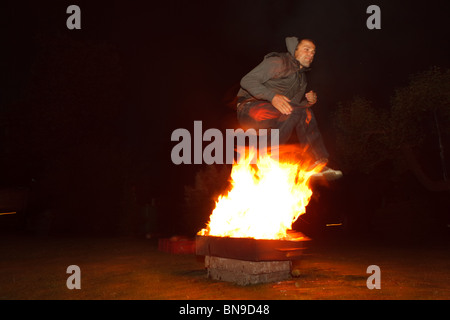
left=1, top=233, right=449, bottom=300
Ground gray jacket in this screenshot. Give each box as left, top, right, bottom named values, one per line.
left=237, top=37, right=310, bottom=107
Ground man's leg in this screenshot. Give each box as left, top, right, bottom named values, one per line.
left=290, top=106, right=342, bottom=179
left=292, top=106, right=330, bottom=162
left=237, top=100, right=342, bottom=179
left=237, top=100, right=303, bottom=145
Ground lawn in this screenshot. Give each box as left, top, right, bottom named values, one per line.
left=1, top=233, right=449, bottom=300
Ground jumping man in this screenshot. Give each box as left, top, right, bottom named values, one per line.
left=236, top=36, right=342, bottom=180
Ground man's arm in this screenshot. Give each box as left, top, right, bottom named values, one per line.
left=241, top=57, right=294, bottom=114
left=240, top=57, right=282, bottom=103
left=305, top=90, right=317, bottom=106
left=290, top=90, right=318, bottom=109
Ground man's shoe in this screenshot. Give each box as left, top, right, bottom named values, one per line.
left=311, top=166, right=343, bottom=180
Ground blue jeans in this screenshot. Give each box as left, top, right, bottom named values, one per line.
left=237, top=100, right=329, bottom=162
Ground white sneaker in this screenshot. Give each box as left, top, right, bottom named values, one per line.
left=311, top=166, right=343, bottom=180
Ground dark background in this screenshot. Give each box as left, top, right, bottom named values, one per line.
left=2, top=0, right=449, bottom=239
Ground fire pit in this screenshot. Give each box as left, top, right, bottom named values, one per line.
left=196, top=233, right=310, bottom=285
left=195, top=146, right=318, bottom=285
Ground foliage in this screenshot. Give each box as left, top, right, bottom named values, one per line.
left=184, top=165, right=231, bottom=233
left=334, top=67, right=450, bottom=175
left=334, top=97, right=390, bottom=174
left=391, top=67, right=450, bottom=149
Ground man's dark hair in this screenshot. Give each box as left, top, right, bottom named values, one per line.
left=295, top=38, right=316, bottom=52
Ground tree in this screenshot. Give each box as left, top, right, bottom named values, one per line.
left=183, top=164, right=231, bottom=235
left=334, top=96, right=390, bottom=174
left=391, top=67, right=450, bottom=185
left=334, top=67, right=450, bottom=190
left=391, top=67, right=450, bottom=150
left=332, top=67, right=450, bottom=238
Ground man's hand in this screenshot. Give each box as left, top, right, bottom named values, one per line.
left=271, top=94, right=292, bottom=115
left=305, top=90, right=318, bottom=106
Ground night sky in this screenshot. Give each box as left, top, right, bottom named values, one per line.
left=2, top=0, right=449, bottom=235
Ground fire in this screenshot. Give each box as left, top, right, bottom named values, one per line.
left=198, top=147, right=323, bottom=240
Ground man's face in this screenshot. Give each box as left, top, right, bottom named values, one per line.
left=295, top=40, right=316, bottom=68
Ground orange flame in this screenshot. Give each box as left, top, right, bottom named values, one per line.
left=198, top=146, right=323, bottom=240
